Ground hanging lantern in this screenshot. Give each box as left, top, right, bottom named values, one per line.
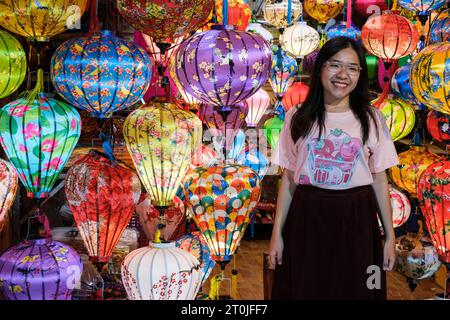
left=184, top=164, right=261, bottom=265
left=246, top=22, right=274, bottom=43
left=389, top=146, right=442, bottom=196
left=0, top=0, right=87, bottom=41
left=365, top=54, right=378, bottom=86
left=398, top=0, right=447, bottom=17
left=0, top=30, right=26, bottom=99
left=263, top=0, right=302, bottom=28
left=191, top=144, right=220, bottom=169
left=304, top=0, right=344, bottom=24
left=280, top=21, right=320, bottom=59
left=117, top=0, right=213, bottom=44
left=121, top=242, right=202, bottom=300
left=174, top=27, right=272, bottom=110
left=269, top=46, right=298, bottom=99
left=236, top=148, right=270, bottom=180
left=124, top=101, right=202, bottom=207
left=245, top=88, right=271, bottom=128
left=65, top=151, right=141, bottom=264
left=51, top=30, right=152, bottom=119
left=216, top=0, right=252, bottom=31
left=376, top=98, right=415, bottom=142
left=0, top=159, right=18, bottom=233
left=282, top=82, right=310, bottom=112
left=249, top=0, right=264, bottom=16
left=429, top=8, right=450, bottom=45
left=326, top=21, right=361, bottom=43
left=263, top=115, right=284, bottom=150
left=426, top=111, right=450, bottom=143
left=391, top=64, right=423, bottom=107
left=354, top=0, right=387, bottom=17
left=361, top=11, right=419, bottom=62
left=389, top=185, right=411, bottom=228
left=410, top=42, right=450, bottom=115
left=0, top=238, right=82, bottom=300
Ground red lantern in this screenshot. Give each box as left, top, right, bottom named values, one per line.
left=282, top=82, right=309, bottom=112
left=355, top=0, right=387, bottom=17
left=215, top=0, right=252, bottom=31
left=426, top=111, right=450, bottom=143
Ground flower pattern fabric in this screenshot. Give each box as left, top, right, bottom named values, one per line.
left=0, top=159, right=18, bottom=233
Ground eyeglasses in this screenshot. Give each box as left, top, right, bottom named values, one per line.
left=324, top=61, right=362, bottom=76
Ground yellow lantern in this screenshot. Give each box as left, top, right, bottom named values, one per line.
left=123, top=100, right=202, bottom=207
left=376, top=98, right=416, bottom=142
left=389, top=146, right=442, bottom=197
left=0, top=30, right=26, bottom=99
left=0, top=0, right=88, bottom=41
left=304, top=0, right=345, bottom=24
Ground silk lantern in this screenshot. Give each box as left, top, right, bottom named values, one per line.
left=263, top=115, right=284, bottom=150
left=0, top=0, right=87, bottom=41
left=245, top=88, right=271, bottom=128
left=282, top=82, right=310, bottom=112
left=124, top=101, right=202, bottom=207
left=184, top=164, right=261, bottom=266
left=0, top=159, right=18, bottom=233
left=389, top=146, right=441, bottom=196
left=281, top=21, right=321, bottom=59
left=0, top=30, right=26, bottom=99
left=269, top=45, right=298, bottom=100
left=174, top=27, right=272, bottom=110
left=376, top=98, right=416, bottom=142
left=215, top=0, right=252, bottom=31
left=389, top=185, right=411, bottom=228
left=427, top=111, right=450, bottom=143
left=65, top=151, right=141, bottom=264
left=355, top=0, right=387, bottom=17
left=51, top=30, right=152, bottom=118
left=304, top=0, right=345, bottom=24
left=391, top=64, right=424, bottom=107
left=0, top=238, right=82, bottom=300
left=410, top=42, right=450, bottom=115
left=429, top=8, right=450, bottom=44
left=398, top=0, right=447, bottom=17
left=121, top=242, right=202, bottom=300
left=263, top=0, right=302, bottom=28
left=246, top=22, right=274, bottom=43
left=326, top=21, right=361, bottom=42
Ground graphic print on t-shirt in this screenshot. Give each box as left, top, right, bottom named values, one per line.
left=307, top=128, right=362, bottom=186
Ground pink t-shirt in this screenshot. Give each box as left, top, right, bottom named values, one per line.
left=272, top=107, right=399, bottom=189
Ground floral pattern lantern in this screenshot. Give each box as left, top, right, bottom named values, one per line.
left=263, top=115, right=284, bottom=150
left=391, top=64, right=424, bottom=108
left=304, top=0, right=345, bottom=24
left=51, top=30, right=152, bottom=119
left=429, top=8, right=450, bottom=44
left=398, top=0, right=447, bottom=17
left=0, top=0, right=87, bottom=41
left=263, top=0, right=302, bottom=29
left=426, top=111, right=450, bottom=143
left=0, top=238, right=82, bottom=300
left=389, top=186, right=411, bottom=228
left=281, top=21, right=320, bottom=59
left=0, top=160, right=18, bottom=233
left=376, top=98, right=416, bottom=142
left=215, top=0, right=252, bottom=31
left=0, top=30, right=26, bottom=99
left=245, top=88, right=271, bottom=128
left=121, top=242, right=202, bottom=300
left=282, top=82, right=310, bottom=112
left=65, top=151, right=142, bottom=264
left=269, top=46, right=297, bottom=101
left=326, top=21, right=361, bottom=43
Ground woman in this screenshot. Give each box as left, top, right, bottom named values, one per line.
left=269, top=36, right=398, bottom=300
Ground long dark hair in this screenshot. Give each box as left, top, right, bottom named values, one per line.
left=290, top=36, right=378, bottom=144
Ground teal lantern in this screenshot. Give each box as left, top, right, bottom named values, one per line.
left=0, top=30, right=26, bottom=99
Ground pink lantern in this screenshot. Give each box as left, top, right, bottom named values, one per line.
left=389, top=185, right=411, bottom=228
left=244, top=88, right=271, bottom=128
left=355, top=0, right=387, bottom=17
left=191, top=144, right=220, bottom=168
left=282, top=82, right=309, bottom=112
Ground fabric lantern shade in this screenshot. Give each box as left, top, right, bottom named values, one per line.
left=389, top=146, right=442, bottom=196
left=391, top=64, right=424, bottom=107
left=361, top=11, right=419, bottom=62
left=215, top=0, right=252, bottom=31
left=326, top=21, right=361, bottom=43
left=124, top=101, right=202, bottom=207
left=245, top=88, right=271, bottom=128
left=429, top=8, right=450, bottom=44
left=191, top=144, right=220, bottom=169
left=354, top=0, right=387, bottom=17
left=263, top=115, right=284, bottom=150
left=389, top=185, right=411, bottom=228
left=426, top=111, right=450, bottom=143
left=263, top=0, right=302, bottom=28
left=0, top=93, right=81, bottom=199
left=281, top=21, right=320, bottom=59
left=184, top=164, right=261, bottom=264
left=65, top=151, right=141, bottom=263
left=410, top=42, right=450, bottom=115
left=0, top=159, right=18, bottom=233
left=304, top=0, right=345, bottom=24
left=168, top=55, right=201, bottom=111
left=117, top=0, right=213, bottom=44
left=0, top=30, right=26, bottom=99
left=121, top=242, right=202, bottom=300
left=246, top=22, right=274, bottom=43
left=0, top=238, right=82, bottom=300
left=269, top=46, right=298, bottom=99
left=51, top=30, right=152, bottom=118
left=236, top=148, right=270, bottom=180
left=0, top=0, right=87, bottom=41
left=282, top=82, right=310, bottom=112
left=376, top=98, right=415, bottom=142
left=398, top=0, right=447, bottom=16
left=174, top=27, right=271, bottom=110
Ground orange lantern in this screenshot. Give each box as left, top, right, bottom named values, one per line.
left=282, top=81, right=309, bottom=112
left=215, top=0, right=252, bottom=31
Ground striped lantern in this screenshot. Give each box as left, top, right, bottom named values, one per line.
left=390, top=185, right=411, bottom=228
left=281, top=21, right=320, bottom=59
left=121, top=242, right=202, bottom=300
left=376, top=98, right=416, bottom=142
left=304, top=0, right=345, bottom=24
left=263, top=0, right=302, bottom=28
left=429, top=8, right=450, bottom=44
left=65, top=151, right=142, bottom=263
left=426, top=111, right=450, bottom=143
left=0, top=238, right=82, bottom=300
left=0, top=159, right=18, bottom=233
left=51, top=30, right=152, bottom=118
left=0, top=30, right=26, bottom=99
left=282, top=82, right=310, bottom=112
left=244, top=88, right=271, bottom=128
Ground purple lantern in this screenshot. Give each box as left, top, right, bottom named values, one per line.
left=174, top=26, right=272, bottom=110
left=0, top=238, right=82, bottom=300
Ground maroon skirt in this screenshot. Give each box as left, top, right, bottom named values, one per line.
left=271, top=184, right=386, bottom=300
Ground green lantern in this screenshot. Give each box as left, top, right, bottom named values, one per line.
left=263, top=115, right=284, bottom=150
left=376, top=98, right=416, bottom=142
left=0, top=30, right=26, bottom=99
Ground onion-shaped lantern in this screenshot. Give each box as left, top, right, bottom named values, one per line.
left=426, top=111, right=450, bottom=143
left=354, top=0, right=387, bottom=17
left=244, top=88, right=271, bottom=128
left=263, top=0, right=302, bottom=28
left=0, top=159, right=18, bottom=233
left=263, top=115, right=284, bottom=150
left=0, top=238, right=82, bottom=300
left=51, top=30, right=152, bottom=118
left=0, top=30, right=26, bottom=99
left=216, top=0, right=252, bottom=31
left=246, top=22, right=274, bottom=43
left=122, top=242, right=201, bottom=300
left=429, top=8, right=450, bottom=45
left=269, top=46, right=297, bottom=100
left=326, top=21, right=361, bottom=43
left=282, top=82, right=309, bottom=112
left=280, top=21, right=320, bottom=59
left=376, top=98, right=415, bottom=142
left=304, top=0, right=345, bottom=24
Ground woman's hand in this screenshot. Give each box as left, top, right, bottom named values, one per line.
left=268, top=234, right=284, bottom=268
left=383, top=237, right=396, bottom=271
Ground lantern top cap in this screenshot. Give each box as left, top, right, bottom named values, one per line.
left=150, top=242, right=176, bottom=249
left=24, top=237, right=53, bottom=245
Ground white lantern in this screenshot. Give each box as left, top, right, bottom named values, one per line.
left=281, top=21, right=320, bottom=59
left=121, top=242, right=202, bottom=300
left=263, top=0, right=302, bottom=28
left=245, top=88, right=271, bottom=127
left=246, top=22, right=273, bottom=43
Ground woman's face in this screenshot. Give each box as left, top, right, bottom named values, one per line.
left=320, top=47, right=361, bottom=104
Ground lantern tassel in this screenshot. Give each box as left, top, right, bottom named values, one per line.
left=22, top=68, right=44, bottom=104
left=208, top=272, right=223, bottom=300
left=231, top=256, right=238, bottom=299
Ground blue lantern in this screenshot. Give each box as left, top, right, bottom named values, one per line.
left=398, top=0, right=447, bottom=17
left=429, top=8, right=450, bottom=45
left=326, top=21, right=361, bottom=43
left=391, top=64, right=427, bottom=110
left=269, top=45, right=297, bottom=101
left=237, top=148, right=269, bottom=180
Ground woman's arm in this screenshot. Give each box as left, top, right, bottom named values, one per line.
left=268, top=168, right=297, bottom=267
left=371, top=170, right=396, bottom=271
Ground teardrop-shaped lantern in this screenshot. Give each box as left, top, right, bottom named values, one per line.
left=0, top=159, right=18, bottom=233
left=282, top=81, right=310, bottom=112
left=263, top=115, right=284, bottom=150
left=269, top=46, right=298, bottom=99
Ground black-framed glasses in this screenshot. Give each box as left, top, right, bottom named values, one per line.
left=324, top=61, right=362, bottom=76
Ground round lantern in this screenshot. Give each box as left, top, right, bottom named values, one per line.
left=263, top=0, right=302, bottom=28
left=215, top=0, right=252, bottom=31
left=51, top=30, right=152, bottom=119
left=361, top=11, right=419, bottom=62
left=65, top=151, right=142, bottom=263
left=0, top=160, right=18, bottom=233
left=326, top=21, right=361, bottom=43
left=410, top=42, right=450, bottom=115
left=355, top=0, right=388, bottom=17
left=263, top=115, right=284, bottom=150
left=389, top=185, right=411, bottom=228
left=304, top=0, right=345, bottom=24
left=427, top=111, right=450, bottom=143
left=398, top=0, right=447, bottom=17
left=391, top=64, right=424, bottom=107
left=245, top=88, right=271, bottom=128
left=246, top=22, right=274, bottom=43
left=236, top=148, right=270, bottom=180
left=281, top=21, right=320, bottom=59
left=389, top=146, right=442, bottom=196
left=429, top=8, right=450, bottom=44
left=174, top=27, right=272, bottom=109
left=282, top=82, right=310, bottom=112
left=269, top=46, right=298, bottom=99
left=117, top=0, right=213, bottom=44
left=0, top=0, right=87, bottom=41
left=184, top=164, right=261, bottom=265
left=0, top=238, right=82, bottom=300
left=0, top=92, right=81, bottom=199
left=0, top=30, right=26, bottom=99
left=121, top=242, right=202, bottom=300
left=376, top=98, right=415, bottom=142
left=123, top=101, right=202, bottom=207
